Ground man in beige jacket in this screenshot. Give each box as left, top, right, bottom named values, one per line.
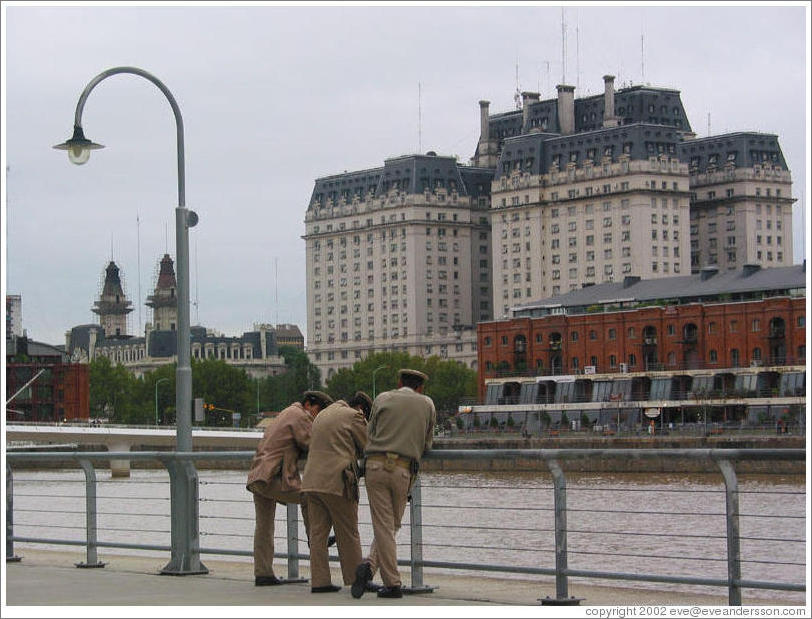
left=351, top=369, right=436, bottom=599
left=301, top=391, right=371, bottom=593
left=246, top=390, right=333, bottom=586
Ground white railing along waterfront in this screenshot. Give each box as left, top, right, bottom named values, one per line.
left=5, top=448, right=805, bottom=605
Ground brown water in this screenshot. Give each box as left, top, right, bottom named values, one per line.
left=10, top=469, right=805, bottom=603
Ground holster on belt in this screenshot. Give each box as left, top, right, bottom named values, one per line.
left=384, top=452, right=399, bottom=472
left=342, top=462, right=360, bottom=503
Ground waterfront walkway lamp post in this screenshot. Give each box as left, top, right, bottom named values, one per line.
left=372, top=364, right=388, bottom=399
left=54, top=66, right=204, bottom=575
left=154, top=377, right=170, bottom=426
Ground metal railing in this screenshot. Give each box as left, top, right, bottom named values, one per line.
left=6, top=448, right=805, bottom=605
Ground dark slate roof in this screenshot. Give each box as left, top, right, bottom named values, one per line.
left=495, top=124, right=683, bottom=180
left=513, top=264, right=806, bottom=313
left=486, top=85, right=692, bottom=142
left=677, top=132, right=789, bottom=173
left=68, top=324, right=106, bottom=354
left=309, top=154, right=494, bottom=209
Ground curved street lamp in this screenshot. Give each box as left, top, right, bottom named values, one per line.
left=55, top=66, right=202, bottom=575
left=372, top=364, right=388, bottom=399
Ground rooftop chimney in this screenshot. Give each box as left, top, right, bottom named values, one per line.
left=521, top=91, right=540, bottom=132
left=556, top=84, right=575, bottom=135
left=700, top=266, right=719, bottom=281
left=478, top=100, right=490, bottom=142
left=603, top=75, right=619, bottom=128
left=742, top=263, right=762, bottom=277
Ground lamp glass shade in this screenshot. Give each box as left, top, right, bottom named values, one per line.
left=68, top=145, right=91, bottom=165
left=53, top=126, right=104, bottom=165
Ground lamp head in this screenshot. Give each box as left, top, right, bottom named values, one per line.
left=53, top=125, right=104, bottom=165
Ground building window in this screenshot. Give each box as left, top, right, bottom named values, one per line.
left=752, top=319, right=760, bottom=332
left=752, top=347, right=762, bottom=363
left=709, top=350, right=718, bottom=363
left=628, top=353, right=636, bottom=367
left=609, top=354, right=617, bottom=368
left=708, top=322, right=717, bottom=334
left=608, top=328, right=616, bottom=340
left=571, top=331, right=579, bottom=342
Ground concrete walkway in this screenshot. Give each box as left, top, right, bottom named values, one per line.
left=4, top=547, right=777, bottom=607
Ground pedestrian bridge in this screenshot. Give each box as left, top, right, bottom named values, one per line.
left=6, top=424, right=263, bottom=476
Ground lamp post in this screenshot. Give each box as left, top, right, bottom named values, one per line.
left=372, top=364, right=388, bottom=399
left=154, top=377, right=170, bottom=426
left=55, top=66, right=204, bottom=575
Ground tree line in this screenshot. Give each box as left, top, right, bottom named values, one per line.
left=89, top=348, right=476, bottom=427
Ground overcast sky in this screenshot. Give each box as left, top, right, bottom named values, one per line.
left=3, top=3, right=809, bottom=346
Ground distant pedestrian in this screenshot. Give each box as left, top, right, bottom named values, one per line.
left=352, top=369, right=436, bottom=600
left=302, top=391, right=371, bottom=593
left=246, top=390, right=333, bottom=586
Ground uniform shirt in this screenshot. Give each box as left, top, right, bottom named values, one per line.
left=302, top=400, right=368, bottom=497
left=365, top=386, right=436, bottom=462
left=246, top=401, right=314, bottom=494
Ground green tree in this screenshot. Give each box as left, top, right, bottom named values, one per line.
left=257, top=346, right=322, bottom=415
left=191, top=358, right=253, bottom=426
left=324, top=351, right=477, bottom=422
left=89, top=357, right=144, bottom=423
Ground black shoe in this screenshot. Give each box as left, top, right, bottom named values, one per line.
left=377, top=585, right=403, bottom=599
left=351, top=561, right=372, bottom=599
left=255, top=575, right=282, bottom=586
left=311, top=584, right=341, bottom=593
left=327, top=535, right=337, bottom=548
left=365, top=581, right=382, bottom=592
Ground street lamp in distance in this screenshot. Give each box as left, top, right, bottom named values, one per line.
left=372, top=364, right=388, bottom=399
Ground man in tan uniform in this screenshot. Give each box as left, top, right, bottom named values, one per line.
left=246, top=390, right=333, bottom=586
left=302, top=391, right=372, bottom=593
left=351, top=369, right=436, bottom=599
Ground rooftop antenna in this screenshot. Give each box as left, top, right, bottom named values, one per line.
left=561, top=8, right=567, bottom=84
left=418, top=82, right=422, bottom=153
left=514, top=57, right=521, bottom=110
left=641, top=17, right=646, bottom=84
left=110, top=233, right=114, bottom=261
left=137, top=213, right=142, bottom=335
left=164, top=222, right=168, bottom=253
left=707, top=112, right=711, bottom=137
left=545, top=60, right=551, bottom=96
left=576, top=10, right=580, bottom=92
left=274, top=257, right=279, bottom=327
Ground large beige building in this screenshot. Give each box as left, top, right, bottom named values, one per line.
left=304, top=154, right=493, bottom=379
left=305, top=75, right=795, bottom=377
left=684, top=133, right=794, bottom=272
left=475, top=77, right=794, bottom=317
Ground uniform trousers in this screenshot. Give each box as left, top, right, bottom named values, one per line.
left=306, top=491, right=362, bottom=587
left=364, top=459, right=411, bottom=588
left=252, top=489, right=309, bottom=578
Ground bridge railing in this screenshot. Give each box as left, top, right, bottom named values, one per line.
left=6, top=448, right=806, bottom=605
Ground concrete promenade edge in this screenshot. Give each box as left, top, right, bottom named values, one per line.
left=7, top=548, right=799, bottom=607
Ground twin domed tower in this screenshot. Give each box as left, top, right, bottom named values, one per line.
left=93, top=254, right=178, bottom=339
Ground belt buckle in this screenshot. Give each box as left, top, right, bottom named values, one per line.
left=384, top=452, right=398, bottom=472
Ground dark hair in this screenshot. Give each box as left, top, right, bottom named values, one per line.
left=400, top=373, right=424, bottom=391
left=348, top=393, right=372, bottom=420
left=302, top=393, right=323, bottom=408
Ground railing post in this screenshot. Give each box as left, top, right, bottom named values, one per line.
left=160, top=458, right=208, bottom=575
left=541, top=458, right=581, bottom=605
left=75, top=459, right=105, bottom=568
left=286, top=502, right=300, bottom=580
left=6, top=463, right=21, bottom=562
left=716, top=458, right=742, bottom=606
left=406, top=477, right=433, bottom=593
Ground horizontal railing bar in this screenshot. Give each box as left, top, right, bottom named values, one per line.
left=6, top=448, right=805, bottom=462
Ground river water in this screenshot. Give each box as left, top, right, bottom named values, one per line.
left=10, top=468, right=806, bottom=603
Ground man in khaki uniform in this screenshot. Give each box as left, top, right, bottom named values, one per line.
left=246, top=390, right=333, bottom=586
left=302, top=391, right=372, bottom=593
left=352, top=369, right=436, bottom=599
